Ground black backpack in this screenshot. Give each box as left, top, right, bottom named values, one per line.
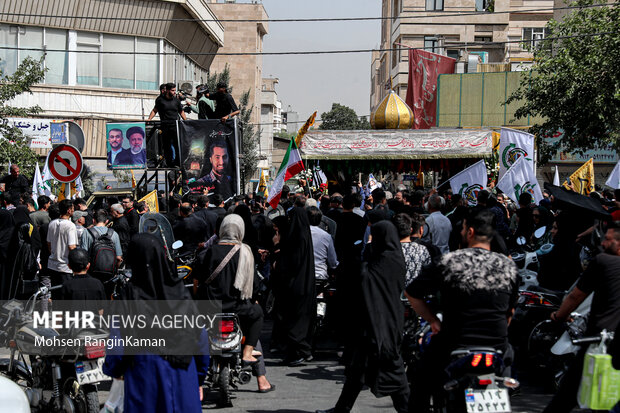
left=88, top=227, right=117, bottom=280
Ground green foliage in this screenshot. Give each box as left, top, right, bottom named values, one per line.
left=319, top=103, right=371, bottom=130
left=507, top=0, right=620, bottom=162
left=80, top=164, right=96, bottom=197
left=206, top=64, right=258, bottom=187
left=112, top=169, right=132, bottom=185
left=0, top=57, right=46, bottom=179
left=276, top=130, right=295, bottom=140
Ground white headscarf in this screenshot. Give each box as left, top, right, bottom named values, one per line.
left=218, top=214, right=255, bottom=300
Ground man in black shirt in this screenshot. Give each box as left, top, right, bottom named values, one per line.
left=543, top=224, right=620, bottom=413
left=60, top=248, right=106, bottom=302
left=206, top=82, right=240, bottom=122
left=173, top=203, right=210, bottom=255
left=406, top=208, right=518, bottom=412
left=0, top=164, right=29, bottom=197
left=148, top=83, right=187, bottom=167
left=121, top=195, right=140, bottom=236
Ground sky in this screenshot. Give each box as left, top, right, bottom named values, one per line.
left=261, top=0, right=381, bottom=122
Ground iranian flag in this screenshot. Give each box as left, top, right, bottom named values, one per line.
left=267, top=139, right=304, bottom=208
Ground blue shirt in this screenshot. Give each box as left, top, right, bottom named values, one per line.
left=310, top=226, right=339, bottom=279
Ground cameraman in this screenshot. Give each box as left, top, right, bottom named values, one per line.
left=147, top=82, right=186, bottom=167
left=186, top=85, right=216, bottom=120
left=205, top=82, right=240, bottom=123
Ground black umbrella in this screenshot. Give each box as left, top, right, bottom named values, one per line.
left=544, top=183, right=611, bottom=220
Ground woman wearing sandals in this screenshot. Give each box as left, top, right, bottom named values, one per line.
left=196, top=214, right=275, bottom=393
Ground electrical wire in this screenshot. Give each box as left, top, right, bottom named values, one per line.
left=0, top=3, right=614, bottom=23
left=0, top=30, right=615, bottom=56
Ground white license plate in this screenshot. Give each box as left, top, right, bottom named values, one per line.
left=465, top=388, right=511, bottom=413
left=75, top=358, right=110, bottom=385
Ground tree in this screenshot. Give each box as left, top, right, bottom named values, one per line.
left=205, top=65, right=258, bottom=187
left=319, top=103, right=371, bottom=130
left=0, top=57, right=46, bottom=179
left=507, top=0, right=620, bottom=162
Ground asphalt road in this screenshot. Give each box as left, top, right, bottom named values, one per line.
left=1, top=328, right=588, bottom=412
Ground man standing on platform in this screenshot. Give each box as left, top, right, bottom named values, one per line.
left=147, top=83, right=187, bottom=167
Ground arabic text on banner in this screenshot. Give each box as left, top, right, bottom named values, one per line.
left=139, top=190, right=159, bottom=213
left=564, top=158, right=595, bottom=195
left=1, top=118, right=52, bottom=148
left=405, top=50, right=456, bottom=129
left=300, top=129, right=492, bottom=159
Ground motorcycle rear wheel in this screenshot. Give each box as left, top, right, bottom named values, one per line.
left=218, top=366, right=232, bottom=407
left=63, top=379, right=99, bottom=413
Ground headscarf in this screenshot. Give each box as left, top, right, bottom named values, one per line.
left=363, top=221, right=406, bottom=354
left=12, top=206, right=31, bottom=226
left=358, top=220, right=408, bottom=397
left=218, top=214, right=255, bottom=300
left=0, top=209, right=15, bottom=262
left=125, top=233, right=189, bottom=301
left=233, top=204, right=258, bottom=248
left=278, top=207, right=314, bottom=296
left=122, top=233, right=200, bottom=363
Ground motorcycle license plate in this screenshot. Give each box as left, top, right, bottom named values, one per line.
left=75, top=358, right=109, bottom=385
left=464, top=388, right=511, bottom=413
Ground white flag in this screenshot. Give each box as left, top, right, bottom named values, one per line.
left=74, top=176, right=84, bottom=199
left=449, top=160, right=487, bottom=206
left=497, top=155, right=543, bottom=205
left=553, top=166, right=560, bottom=186
left=42, top=154, right=53, bottom=182
left=498, top=128, right=535, bottom=181
left=31, top=163, right=42, bottom=203
left=605, top=160, right=620, bottom=189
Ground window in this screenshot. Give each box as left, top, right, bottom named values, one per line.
left=0, top=24, right=69, bottom=84
left=102, top=35, right=134, bottom=88
left=135, top=37, right=158, bottom=90
left=426, top=0, right=443, bottom=11
left=424, top=36, right=439, bottom=53
left=392, top=42, right=400, bottom=68
left=44, top=29, right=68, bottom=84
left=393, top=0, right=401, bottom=19
left=447, top=50, right=459, bottom=59
left=522, top=27, right=550, bottom=49
left=76, top=32, right=100, bottom=86
left=0, top=25, right=18, bottom=76
left=474, top=36, right=492, bottom=43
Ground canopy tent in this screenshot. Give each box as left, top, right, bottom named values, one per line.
left=299, top=128, right=493, bottom=160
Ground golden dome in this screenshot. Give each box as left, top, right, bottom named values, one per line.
left=372, top=90, right=414, bottom=129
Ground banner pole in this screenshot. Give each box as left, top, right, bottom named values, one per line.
left=234, top=117, right=241, bottom=196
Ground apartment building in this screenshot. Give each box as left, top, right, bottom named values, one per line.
left=207, top=0, right=269, bottom=128
left=258, top=77, right=282, bottom=170
left=2, top=0, right=224, bottom=181
left=370, top=0, right=553, bottom=113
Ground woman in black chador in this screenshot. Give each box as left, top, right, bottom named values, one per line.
left=317, top=220, right=410, bottom=413
left=273, top=207, right=315, bottom=366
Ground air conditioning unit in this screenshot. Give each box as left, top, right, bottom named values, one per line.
left=178, top=81, right=200, bottom=96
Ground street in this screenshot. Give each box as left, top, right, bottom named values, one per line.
left=0, top=330, right=589, bottom=413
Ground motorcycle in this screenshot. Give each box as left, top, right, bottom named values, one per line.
left=434, top=347, right=519, bottom=413
left=539, top=293, right=593, bottom=390
left=0, top=286, right=109, bottom=413
left=204, top=313, right=252, bottom=407
left=312, top=279, right=337, bottom=349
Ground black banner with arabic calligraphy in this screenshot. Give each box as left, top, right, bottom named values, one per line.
left=178, top=120, right=239, bottom=199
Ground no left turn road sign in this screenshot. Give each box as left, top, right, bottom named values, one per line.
left=48, top=144, right=83, bottom=183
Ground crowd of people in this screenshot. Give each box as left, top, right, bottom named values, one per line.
left=1, top=162, right=619, bottom=412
